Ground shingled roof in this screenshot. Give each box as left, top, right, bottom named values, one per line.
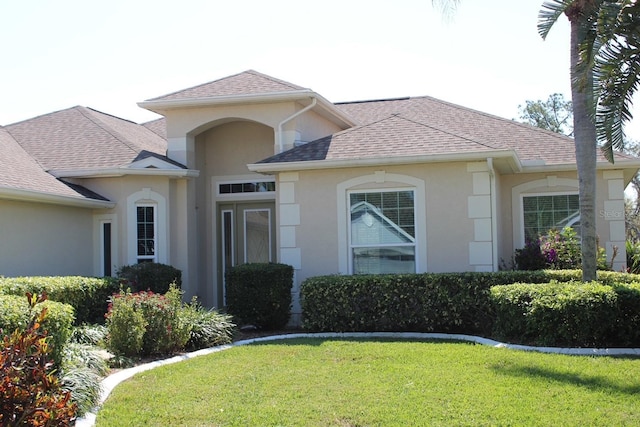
left=257, top=95, right=636, bottom=167
left=0, top=126, right=108, bottom=202
left=5, top=106, right=169, bottom=171
left=146, top=70, right=307, bottom=102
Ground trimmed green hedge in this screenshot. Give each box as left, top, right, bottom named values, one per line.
left=225, top=263, right=293, bottom=330
left=117, top=263, right=182, bottom=294
left=300, top=270, right=640, bottom=343
left=490, top=281, right=627, bottom=347
left=0, top=276, right=120, bottom=324
left=0, top=295, right=75, bottom=364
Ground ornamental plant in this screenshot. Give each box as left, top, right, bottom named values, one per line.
left=0, top=293, right=77, bottom=426
left=105, top=285, right=190, bottom=357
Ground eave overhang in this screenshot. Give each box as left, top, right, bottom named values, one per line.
left=0, top=187, right=115, bottom=209
left=49, top=167, right=200, bottom=179
left=138, top=90, right=355, bottom=129
left=248, top=149, right=523, bottom=174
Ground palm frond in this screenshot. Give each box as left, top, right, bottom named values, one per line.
left=593, top=0, right=640, bottom=162
left=538, top=0, right=574, bottom=39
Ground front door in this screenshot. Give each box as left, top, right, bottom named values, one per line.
left=218, top=202, right=276, bottom=303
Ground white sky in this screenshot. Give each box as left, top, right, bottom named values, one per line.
left=1, top=0, right=638, bottom=140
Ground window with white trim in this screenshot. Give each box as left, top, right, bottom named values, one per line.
left=349, top=190, right=416, bottom=274
left=136, top=205, right=156, bottom=263
left=522, top=193, right=580, bottom=242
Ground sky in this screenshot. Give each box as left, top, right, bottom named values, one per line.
left=1, top=0, right=638, bottom=140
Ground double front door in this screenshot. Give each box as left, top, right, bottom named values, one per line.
left=218, top=202, right=276, bottom=302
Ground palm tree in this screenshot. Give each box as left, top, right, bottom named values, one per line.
left=587, top=1, right=640, bottom=162
left=539, top=1, right=601, bottom=280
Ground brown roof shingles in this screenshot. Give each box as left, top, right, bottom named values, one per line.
left=261, top=95, right=633, bottom=166
left=147, top=70, right=307, bottom=102
left=0, top=126, right=98, bottom=199
left=5, top=106, right=167, bottom=171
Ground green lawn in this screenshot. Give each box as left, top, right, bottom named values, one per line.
left=96, top=338, right=640, bottom=426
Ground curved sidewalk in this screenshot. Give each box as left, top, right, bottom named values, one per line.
left=77, top=332, right=640, bottom=426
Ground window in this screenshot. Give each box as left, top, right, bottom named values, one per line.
left=349, top=190, right=416, bottom=274
left=136, top=205, right=156, bottom=263
left=522, top=193, right=580, bottom=242
left=219, top=180, right=275, bottom=195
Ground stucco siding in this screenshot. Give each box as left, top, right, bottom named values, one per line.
left=291, top=162, right=477, bottom=284
left=0, top=200, right=94, bottom=277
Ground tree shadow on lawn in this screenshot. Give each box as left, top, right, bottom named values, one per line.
left=489, top=362, right=640, bottom=396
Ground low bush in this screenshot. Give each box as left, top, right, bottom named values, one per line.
left=300, top=270, right=640, bottom=336
left=181, top=297, right=236, bottom=350
left=0, top=294, right=77, bottom=425
left=513, top=227, right=609, bottom=271
left=490, top=281, right=619, bottom=347
left=0, top=276, right=120, bottom=324
left=61, top=342, right=107, bottom=416
left=225, top=263, right=293, bottom=330
left=0, top=294, right=75, bottom=365
left=117, top=263, right=182, bottom=294
left=106, top=286, right=191, bottom=357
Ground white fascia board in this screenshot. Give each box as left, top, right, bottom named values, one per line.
left=50, top=168, right=200, bottom=179
left=0, top=187, right=115, bottom=209
left=248, top=150, right=521, bottom=174
left=522, top=159, right=640, bottom=174
left=138, top=90, right=355, bottom=129
left=138, top=90, right=317, bottom=113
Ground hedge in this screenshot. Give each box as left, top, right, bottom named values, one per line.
left=489, top=281, right=629, bottom=347
left=0, top=294, right=75, bottom=365
left=0, top=276, right=120, bottom=324
left=117, top=263, right=182, bottom=294
left=225, top=263, right=293, bottom=329
left=300, top=270, right=640, bottom=341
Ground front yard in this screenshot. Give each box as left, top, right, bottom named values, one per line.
left=95, top=338, right=640, bottom=426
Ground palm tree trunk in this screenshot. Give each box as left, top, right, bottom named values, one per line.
left=568, top=9, right=598, bottom=281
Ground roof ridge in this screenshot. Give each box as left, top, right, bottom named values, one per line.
left=2, top=126, right=51, bottom=173
left=244, top=69, right=307, bottom=91
left=393, top=113, right=503, bottom=151
left=76, top=107, right=142, bottom=156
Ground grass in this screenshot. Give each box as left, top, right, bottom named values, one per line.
left=95, top=338, right=640, bottom=426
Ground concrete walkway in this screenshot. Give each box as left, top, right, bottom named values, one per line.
left=76, top=332, right=640, bottom=426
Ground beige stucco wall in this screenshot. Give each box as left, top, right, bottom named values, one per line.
left=0, top=200, right=94, bottom=277
left=291, top=162, right=477, bottom=283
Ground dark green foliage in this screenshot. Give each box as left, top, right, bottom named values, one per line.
left=0, top=295, right=75, bottom=366
left=117, top=263, right=182, bottom=294
left=0, top=294, right=77, bottom=426
left=0, top=276, right=120, bottom=324
left=514, top=240, right=546, bottom=270
left=300, top=270, right=640, bottom=344
left=225, top=263, right=293, bottom=330
left=490, top=282, right=620, bottom=347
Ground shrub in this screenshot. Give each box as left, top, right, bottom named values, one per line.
left=60, top=342, right=107, bottom=416
left=0, top=294, right=75, bottom=366
left=0, top=276, right=120, bottom=324
left=627, top=240, right=640, bottom=273
left=105, top=292, right=147, bottom=357
left=0, top=294, right=77, bottom=425
left=106, top=286, right=191, bottom=356
left=490, top=281, right=621, bottom=347
left=182, top=297, right=236, bottom=350
left=300, top=270, right=640, bottom=336
left=117, top=263, right=182, bottom=294
left=513, top=227, right=609, bottom=271
left=225, top=263, right=293, bottom=330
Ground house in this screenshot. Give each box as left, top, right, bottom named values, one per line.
left=1, top=70, right=639, bottom=323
